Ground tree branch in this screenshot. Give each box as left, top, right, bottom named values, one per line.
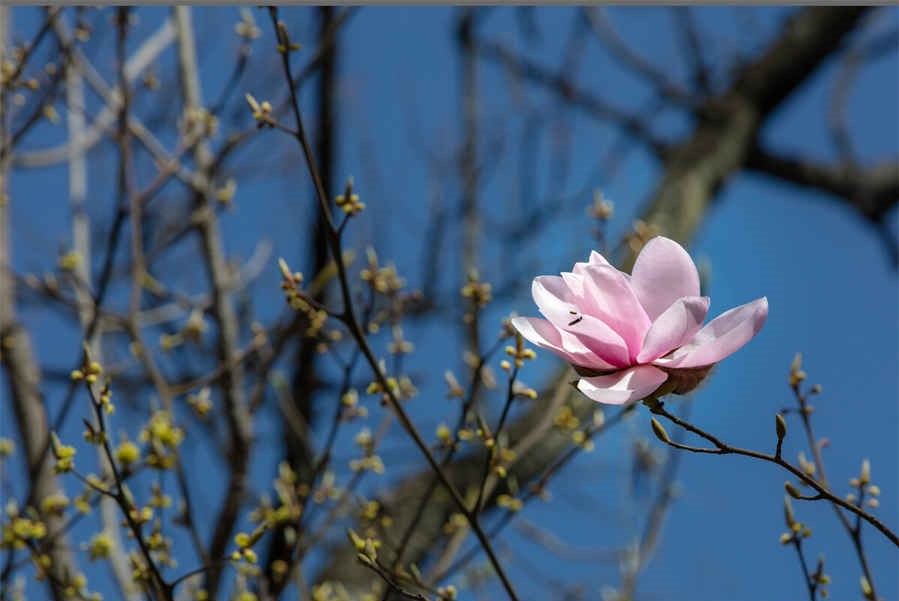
left=745, top=147, right=898, bottom=223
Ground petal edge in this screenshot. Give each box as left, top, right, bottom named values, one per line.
left=576, top=365, right=668, bottom=405
left=653, top=297, right=768, bottom=369
left=630, top=237, right=701, bottom=321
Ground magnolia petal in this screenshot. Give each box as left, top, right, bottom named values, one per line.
left=560, top=271, right=588, bottom=304
left=531, top=275, right=578, bottom=326
left=572, top=250, right=611, bottom=275
left=653, top=297, right=768, bottom=369
left=630, top=237, right=701, bottom=321
left=510, top=317, right=619, bottom=370
left=637, top=296, right=710, bottom=364
left=531, top=276, right=631, bottom=366
left=576, top=365, right=669, bottom=405
left=581, top=265, right=652, bottom=358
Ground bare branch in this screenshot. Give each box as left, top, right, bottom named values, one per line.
left=13, top=17, right=176, bottom=168
left=746, top=148, right=898, bottom=224
left=583, top=7, right=696, bottom=106
left=474, top=37, right=669, bottom=158
left=671, top=7, right=712, bottom=95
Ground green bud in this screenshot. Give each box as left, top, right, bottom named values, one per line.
left=650, top=418, right=670, bottom=444
left=861, top=576, right=874, bottom=600
left=783, top=496, right=795, bottom=527
left=785, top=481, right=802, bottom=499
left=775, top=413, right=787, bottom=440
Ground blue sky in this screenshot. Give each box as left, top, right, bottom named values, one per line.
left=2, top=6, right=897, bottom=601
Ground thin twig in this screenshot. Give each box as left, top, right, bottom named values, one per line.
left=645, top=398, right=898, bottom=548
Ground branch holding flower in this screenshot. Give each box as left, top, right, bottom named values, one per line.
left=512, top=237, right=898, bottom=552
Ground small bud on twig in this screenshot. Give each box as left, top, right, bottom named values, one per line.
left=859, top=459, right=871, bottom=485
left=650, top=418, right=671, bottom=444
left=860, top=576, right=874, bottom=600
left=775, top=413, right=787, bottom=441
left=783, top=495, right=795, bottom=528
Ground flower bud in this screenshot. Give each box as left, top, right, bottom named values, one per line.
left=861, top=576, right=874, bottom=600
left=783, top=496, right=795, bottom=528
left=346, top=528, right=365, bottom=552
left=650, top=418, right=671, bottom=444
left=785, top=482, right=802, bottom=499
left=859, top=459, right=870, bottom=485
left=775, top=413, right=787, bottom=441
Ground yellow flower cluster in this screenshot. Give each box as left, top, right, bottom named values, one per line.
left=250, top=463, right=303, bottom=530
left=554, top=406, right=580, bottom=432
left=461, top=271, right=492, bottom=310
left=365, top=377, right=398, bottom=397
left=129, top=552, right=152, bottom=591
left=231, top=529, right=263, bottom=564
left=340, top=389, right=368, bottom=420
left=442, top=512, right=468, bottom=535
left=311, top=472, right=342, bottom=505
left=71, top=359, right=102, bottom=384
left=188, top=387, right=214, bottom=418
left=436, top=423, right=453, bottom=447
left=311, top=581, right=352, bottom=601
left=387, top=325, right=414, bottom=355
left=2, top=515, right=47, bottom=549
left=490, top=447, right=517, bottom=479
left=335, top=178, right=365, bottom=216
left=496, top=494, right=523, bottom=512
left=58, top=250, right=82, bottom=272
left=360, top=249, right=406, bottom=295
left=347, top=528, right=380, bottom=565
left=139, top=411, right=184, bottom=470
left=245, top=93, right=272, bottom=124
left=349, top=455, right=385, bottom=475
left=87, top=531, right=113, bottom=561
left=51, top=433, right=76, bottom=474
left=503, top=334, right=536, bottom=370
left=40, top=493, right=69, bottom=516
left=114, top=439, right=141, bottom=468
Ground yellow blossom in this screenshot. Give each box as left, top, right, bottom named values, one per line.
left=115, top=440, right=141, bottom=467
left=88, top=532, right=113, bottom=560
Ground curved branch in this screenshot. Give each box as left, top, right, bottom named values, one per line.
left=646, top=399, right=898, bottom=548
left=746, top=147, right=899, bottom=223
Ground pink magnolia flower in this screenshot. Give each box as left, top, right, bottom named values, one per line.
left=511, top=237, right=767, bottom=405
